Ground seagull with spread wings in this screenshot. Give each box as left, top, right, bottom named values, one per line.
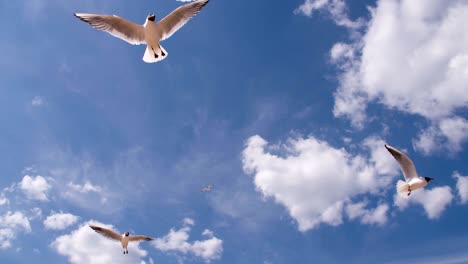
left=89, top=224, right=154, bottom=254
left=201, top=184, right=213, bottom=192
left=74, top=0, right=209, bottom=63
left=385, top=144, right=434, bottom=197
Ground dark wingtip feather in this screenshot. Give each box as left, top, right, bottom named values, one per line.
left=89, top=225, right=101, bottom=231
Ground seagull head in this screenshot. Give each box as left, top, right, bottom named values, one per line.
left=147, top=14, right=156, bottom=22
left=424, top=177, right=434, bottom=183
left=124, top=232, right=130, bottom=236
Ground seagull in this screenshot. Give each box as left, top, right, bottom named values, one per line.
left=385, top=144, right=434, bottom=197
left=89, top=224, right=154, bottom=254
left=201, top=184, right=213, bottom=192
left=74, top=0, right=209, bottom=63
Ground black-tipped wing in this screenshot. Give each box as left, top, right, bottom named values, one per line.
left=128, top=235, right=154, bottom=242
left=89, top=225, right=122, bottom=241
left=158, top=0, right=209, bottom=41
left=385, top=144, right=418, bottom=180
left=74, top=13, right=145, bottom=45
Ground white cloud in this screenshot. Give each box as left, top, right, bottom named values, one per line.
left=29, top=208, right=43, bottom=220
left=67, top=181, right=102, bottom=193
left=153, top=218, right=223, bottom=263
left=413, top=117, right=468, bottom=155
left=0, top=211, right=31, bottom=232
left=346, top=202, right=389, bottom=225
left=0, top=194, right=8, bottom=206
left=453, top=172, right=468, bottom=204
left=394, top=186, right=453, bottom=219
left=183, top=217, right=195, bottom=226
left=19, top=175, right=51, bottom=201
left=0, top=229, right=15, bottom=249
left=242, top=134, right=399, bottom=231
left=201, top=229, right=214, bottom=237
left=51, top=221, right=148, bottom=264
left=325, top=0, right=468, bottom=152
left=44, top=212, right=79, bottom=230
left=295, top=0, right=364, bottom=29
left=0, top=211, right=31, bottom=249
left=31, top=96, right=44, bottom=106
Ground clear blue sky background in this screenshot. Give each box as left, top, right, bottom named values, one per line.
left=0, top=0, right=467, bottom=263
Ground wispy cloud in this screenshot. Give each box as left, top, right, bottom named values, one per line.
left=31, top=96, right=45, bottom=107
left=453, top=172, right=468, bottom=204
left=295, top=0, right=364, bottom=29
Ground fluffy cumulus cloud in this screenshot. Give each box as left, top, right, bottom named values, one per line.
left=51, top=221, right=149, bottom=264
left=0, top=211, right=31, bottom=249
left=153, top=218, right=223, bottom=263
left=19, top=175, right=51, bottom=201
left=413, top=117, right=468, bottom=155
left=242, top=134, right=399, bottom=231
left=295, top=0, right=364, bottom=29
left=394, top=186, right=453, bottom=219
left=307, top=0, right=468, bottom=153
left=44, top=212, right=79, bottom=230
left=346, top=201, right=389, bottom=225
left=453, top=172, right=468, bottom=204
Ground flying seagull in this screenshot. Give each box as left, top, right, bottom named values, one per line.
left=89, top=224, right=154, bottom=254
left=201, top=184, right=213, bottom=192
left=385, top=144, right=434, bottom=196
left=74, top=0, right=209, bottom=63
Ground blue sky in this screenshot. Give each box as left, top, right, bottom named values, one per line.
left=1, top=0, right=468, bottom=263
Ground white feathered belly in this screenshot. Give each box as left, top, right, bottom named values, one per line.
left=408, top=178, right=427, bottom=191
left=142, top=23, right=167, bottom=63
left=397, top=178, right=427, bottom=193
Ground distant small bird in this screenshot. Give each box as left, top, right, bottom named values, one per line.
left=74, top=0, right=209, bottom=63
left=385, top=144, right=434, bottom=196
left=89, top=225, right=154, bottom=254
left=201, top=184, right=213, bottom=192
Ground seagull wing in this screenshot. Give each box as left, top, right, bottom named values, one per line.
left=89, top=225, right=122, bottom=241
left=74, top=13, right=145, bottom=45
left=385, top=144, right=418, bottom=180
left=157, top=0, right=209, bottom=41
left=128, top=235, right=154, bottom=242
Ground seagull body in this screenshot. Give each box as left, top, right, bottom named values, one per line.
left=201, top=184, right=213, bottom=192
left=74, top=0, right=209, bottom=63
left=89, top=225, right=154, bottom=254
left=385, top=144, right=434, bottom=196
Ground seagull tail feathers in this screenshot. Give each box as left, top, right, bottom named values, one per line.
left=143, top=44, right=168, bottom=63
left=396, top=180, right=409, bottom=194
